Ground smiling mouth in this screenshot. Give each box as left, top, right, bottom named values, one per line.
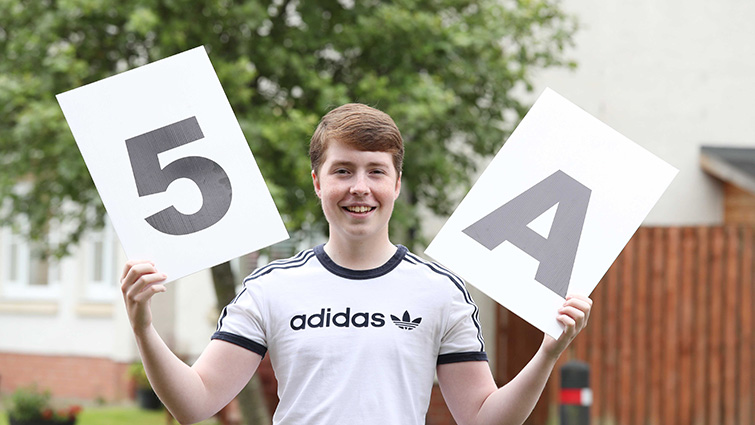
left=344, top=206, right=376, bottom=213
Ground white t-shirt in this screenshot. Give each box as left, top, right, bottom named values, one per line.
left=213, top=244, right=487, bottom=424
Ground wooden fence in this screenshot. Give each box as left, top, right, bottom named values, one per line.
left=496, top=226, right=754, bottom=425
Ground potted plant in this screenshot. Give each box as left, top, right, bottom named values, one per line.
left=5, top=385, right=82, bottom=425
left=127, top=361, right=162, bottom=410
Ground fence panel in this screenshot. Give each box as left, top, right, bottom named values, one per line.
left=496, top=226, right=755, bottom=425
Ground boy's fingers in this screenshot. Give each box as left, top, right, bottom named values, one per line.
left=557, top=314, right=577, bottom=336
left=565, top=294, right=592, bottom=307
left=564, top=295, right=592, bottom=322
left=122, top=262, right=158, bottom=287
left=132, top=283, right=167, bottom=303
left=122, top=266, right=166, bottom=300
left=120, top=260, right=156, bottom=282
left=558, top=305, right=586, bottom=320
left=136, top=273, right=167, bottom=295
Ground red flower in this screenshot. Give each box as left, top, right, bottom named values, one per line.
left=42, top=408, right=54, bottom=420
left=68, top=405, right=83, bottom=418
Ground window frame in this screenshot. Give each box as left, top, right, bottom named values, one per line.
left=1, top=226, right=61, bottom=300
left=83, top=218, right=118, bottom=301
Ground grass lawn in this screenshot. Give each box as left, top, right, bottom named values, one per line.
left=0, top=406, right=220, bottom=425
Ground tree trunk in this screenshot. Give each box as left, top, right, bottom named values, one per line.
left=211, top=262, right=272, bottom=425
left=406, top=188, right=421, bottom=251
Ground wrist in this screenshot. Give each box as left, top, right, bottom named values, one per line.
left=539, top=335, right=565, bottom=365
left=132, top=322, right=156, bottom=340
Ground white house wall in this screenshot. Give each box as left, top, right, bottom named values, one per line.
left=532, top=0, right=755, bottom=225
left=0, top=225, right=218, bottom=366
left=0, top=233, right=126, bottom=358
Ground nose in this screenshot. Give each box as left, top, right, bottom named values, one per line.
left=350, top=173, right=370, bottom=195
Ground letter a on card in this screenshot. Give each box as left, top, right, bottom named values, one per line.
left=425, top=88, right=677, bottom=338
left=462, top=170, right=591, bottom=298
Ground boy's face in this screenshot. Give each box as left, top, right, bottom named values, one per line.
left=312, top=139, right=401, bottom=246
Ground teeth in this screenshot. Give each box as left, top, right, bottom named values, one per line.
left=346, top=206, right=372, bottom=213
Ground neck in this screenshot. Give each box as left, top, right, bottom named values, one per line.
left=323, top=236, right=397, bottom=270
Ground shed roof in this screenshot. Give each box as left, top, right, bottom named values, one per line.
left=700, top=146, right=755, bottom=195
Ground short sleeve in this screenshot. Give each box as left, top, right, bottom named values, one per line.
left=211, top=282, right=268, bottom=358
left=437, top=279, right=488, bottom=364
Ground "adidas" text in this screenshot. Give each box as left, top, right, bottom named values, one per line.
left=290, top=308, right=386, bottom=331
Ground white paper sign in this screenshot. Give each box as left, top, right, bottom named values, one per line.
left=57, top=46, right=289, bottom=282
left=425, top=88, right=677, bottom=338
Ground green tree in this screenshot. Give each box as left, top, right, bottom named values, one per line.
left=0, top=0, right=577, bottom=251
left=0, top=0, right=576, bottom=423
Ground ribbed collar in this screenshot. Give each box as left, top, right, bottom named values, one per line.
left=314, top=244, right=407, bottom=280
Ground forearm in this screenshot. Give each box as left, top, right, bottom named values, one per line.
left=122, top=262, right=259, bottom=424
left=134, top=325, right=217, bottom=424
left=440, top=295, right=592, bottom=425
left=475, top=341, right=559, bottom=425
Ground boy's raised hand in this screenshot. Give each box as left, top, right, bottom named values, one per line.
left=120, top=260, right=168, bottom=333
left=542, top=294, right=593, bottom=359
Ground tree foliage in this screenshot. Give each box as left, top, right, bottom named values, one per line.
left=0, top=0, right=577, bottom=251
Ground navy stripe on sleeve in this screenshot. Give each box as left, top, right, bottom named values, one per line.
left=437, top=351, right=488, bottom=365
left=245, top=249, right=315, bottom=282
left=404, top=252, right=486, bottom=352
left=211, top=331, right=268, bottom=358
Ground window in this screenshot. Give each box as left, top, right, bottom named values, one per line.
left=85, top=219, right=117, bottom=301
left=1, top=227, right=61, bottom=299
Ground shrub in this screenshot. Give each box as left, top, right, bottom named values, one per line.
left=5, top=385, right=82, bottom=423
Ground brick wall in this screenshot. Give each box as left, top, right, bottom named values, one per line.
left=0, top=351, right=459, bottom=422
left=0, top=352, right=131, bottom=402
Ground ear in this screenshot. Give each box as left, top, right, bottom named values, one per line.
left=312, top=170, right=322, bottom=198
left=394, top=171, right=402, bottom=200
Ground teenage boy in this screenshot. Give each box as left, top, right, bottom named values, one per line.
left=121, top=103, right=592, bottom=425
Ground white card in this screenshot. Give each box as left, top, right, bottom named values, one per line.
left=425, top=88, right=677, bottom=338
left=57, top=46, right=289, bottom=283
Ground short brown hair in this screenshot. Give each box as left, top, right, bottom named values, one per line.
left=309, top=103, right=404, bottom=175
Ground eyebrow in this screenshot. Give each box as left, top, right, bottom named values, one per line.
left=328, top=160, right=392, bottom=168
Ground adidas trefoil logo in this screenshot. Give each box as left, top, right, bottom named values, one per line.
left=391, top=310, right=422, bottom=330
